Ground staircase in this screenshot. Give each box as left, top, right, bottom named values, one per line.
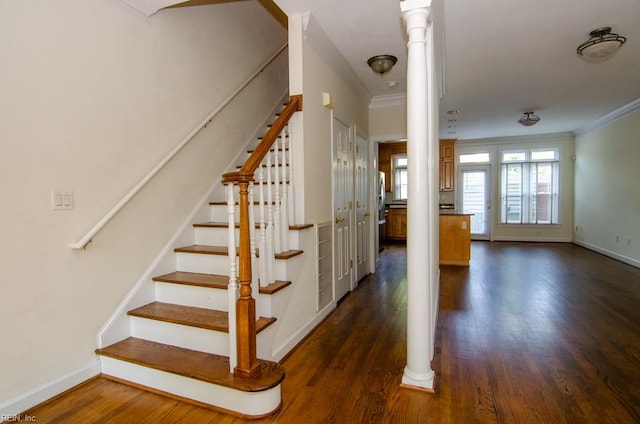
left=95, top=95, right=307, bottom=418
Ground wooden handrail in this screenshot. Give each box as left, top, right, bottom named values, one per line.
left=223, top=94, right=302, bottom=183
left=223, top=94, right=302, bottom=378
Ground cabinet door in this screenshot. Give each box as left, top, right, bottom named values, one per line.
left=441, top=159, right=454, bottom=191
left=439, top=140, right=455, bottom=192
left=394, top=210, right=407, bottom=239
left=387, top=208, right=407, bottom=239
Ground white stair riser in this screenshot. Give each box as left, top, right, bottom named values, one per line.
left=257, top=286, right=291, bottom=322
left=194, top=227, right=297, bottom=251
left=155, top=282, right=228, bottom=311
left=130, top=316, right=230, bottom=356
left=209, top=193, right=290, bottom=221
left=195, top=227, right=239, bottom=246
left=100, top=357, right=282, bottom=417
left=176, top=252, right=231, bottom=274
left=274, top=255, right=303, bottom=282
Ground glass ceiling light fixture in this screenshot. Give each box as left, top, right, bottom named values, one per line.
left=518, top=112, right=540, bottom=127
left=577, top=27, right=627, bottom=59
left=367, top=55, right=397, bottom=77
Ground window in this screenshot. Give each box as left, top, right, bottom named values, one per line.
left=393, top=154, right=408, bottom=200
left=459, top=152, right=490, bottom=164
left=500, top=148, right=559, bottom=224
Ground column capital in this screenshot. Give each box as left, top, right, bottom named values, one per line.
left=400, top=0, right=432, bottom=14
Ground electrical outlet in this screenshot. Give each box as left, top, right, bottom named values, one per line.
left=616, top=235, right=620, bottom=243
left=52, top=190, right=73, bottom=210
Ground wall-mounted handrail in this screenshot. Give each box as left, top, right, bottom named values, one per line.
left=70, top=43, right=288, bottom=250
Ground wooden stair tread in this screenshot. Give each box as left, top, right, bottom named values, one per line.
left=209, top=201, right=275, bottom=206
left=174, top=245, right=233, bottom=256
left=175, top=244, right=302, bottom=260
left=275, top=250, right=303, bottom=259
left=289, top=223, right=313, bottom=230
left=152, top=271, right=228, bottom=289
left=193, top=221, right=260, bottom=229
left=128, top=302, right=276, bottom=333
left=96, top=337, right=285, bottom=392
left=152, top=271, right=292, bottom=295
left=259, top=280, right=292, bottom=294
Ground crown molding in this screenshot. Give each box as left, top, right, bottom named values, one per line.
left=369, top=93, right=407, bottom=109
left=456, top=132, right=574, bottom=147
left=574, top=98, right=640, bottom=136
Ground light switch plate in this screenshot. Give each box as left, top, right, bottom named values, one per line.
left=52, top=190, right=73, bottom=210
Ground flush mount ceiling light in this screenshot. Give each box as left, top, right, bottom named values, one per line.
left=518, top=112, right=540, bottom=127
left=577, top=27, right=627, bottom=59
left=367, top=55, right=397, bottom=76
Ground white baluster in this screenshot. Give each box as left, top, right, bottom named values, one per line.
left=287, top=123, right=295, bottom=226
left=273, top=135, right=282, bottom=254
left=265, top=150, right=275, bottom=285
left=258, top=166, right=268, bottom=287
left=248, top=181, right=258, bottom=297
left=280, top=127, right=289, bottom=252
left=225, top=183, right=238, bottom=372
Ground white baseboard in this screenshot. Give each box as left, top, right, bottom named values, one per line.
left=491, top=236, right=572, bottom=243
left=0, top=361, right=100, bottom=419
left=572, top=240, right=640, bottom=269
left=271, top=301, right=336, bottom=362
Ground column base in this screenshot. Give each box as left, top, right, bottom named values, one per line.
left=400, top=367, right=435, bottom=393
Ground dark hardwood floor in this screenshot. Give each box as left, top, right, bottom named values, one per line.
left=22, top=242, right=640, bottom=423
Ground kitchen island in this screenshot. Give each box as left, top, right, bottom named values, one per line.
left=439, top=212, right=472, bottom=266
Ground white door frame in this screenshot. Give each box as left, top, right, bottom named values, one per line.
left=332, top=115, right=353, bottom=301
left=354, top=129, right=370, bottom=284
left=458, top=164, right=492, bottom=240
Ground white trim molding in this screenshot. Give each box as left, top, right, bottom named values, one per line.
left=574, top=98, right=640, bottom=136
left=0, top=362, right=101, bottom=418
left=369, top=94, right=407, bottom=109
left=456, top=131, right=574, bottom=147
left=573, top=240, right=640, bottom=269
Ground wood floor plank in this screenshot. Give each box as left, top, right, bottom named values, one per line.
left=22, top=242, right=640, bottom=423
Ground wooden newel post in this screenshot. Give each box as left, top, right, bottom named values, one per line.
left=235, top=179, right=260, bottom=378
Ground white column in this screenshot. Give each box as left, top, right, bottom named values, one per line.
left=401, top=0, right=436, bottom=392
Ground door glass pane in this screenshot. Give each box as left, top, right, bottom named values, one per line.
left=462, top=171, right=486, bottom=235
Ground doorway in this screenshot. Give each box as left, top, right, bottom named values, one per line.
left=459, top=165, right=491, bottom=240
left=333, top=117, right=353, bottom=301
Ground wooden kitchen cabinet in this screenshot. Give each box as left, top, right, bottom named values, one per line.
left=378, top=141, right=407, bottom=193
left=439, top=139, right=455, bottom=192
left=386, top=208, right=407, bottom=240
left=439, top=214, right=471, bottom=266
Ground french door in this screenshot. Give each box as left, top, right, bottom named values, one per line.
left=459, top=165, right=491, bottom=240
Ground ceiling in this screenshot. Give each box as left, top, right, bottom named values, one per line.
left=273, top=0, right=640, bottom=141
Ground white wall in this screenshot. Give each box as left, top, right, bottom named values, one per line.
left=0, top=0, right=287, bottom=411
left=574, top=108, right=640, bottom=267
left=271, top=12, right=370, bottom=353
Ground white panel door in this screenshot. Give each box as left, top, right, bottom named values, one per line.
left=355, top=132, right=369, bottom=283
left=333, top=118, right=352, bottom=301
